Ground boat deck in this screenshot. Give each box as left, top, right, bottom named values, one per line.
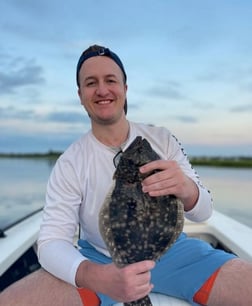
left=1, top=210, right=252, bottom=304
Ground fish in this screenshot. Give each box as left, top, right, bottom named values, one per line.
left=99, top=136, right=184, bottom=306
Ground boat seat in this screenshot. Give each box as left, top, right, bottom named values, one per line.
left=114, top=292, right=190, bottom=305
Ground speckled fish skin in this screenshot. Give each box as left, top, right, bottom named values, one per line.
left=99, top=136, right=184, bottom=306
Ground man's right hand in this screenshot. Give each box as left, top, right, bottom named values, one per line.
left=76, top=260, right=155, bottom=303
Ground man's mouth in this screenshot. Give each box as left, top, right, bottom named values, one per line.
left=96, top=100, right=112, bottom=105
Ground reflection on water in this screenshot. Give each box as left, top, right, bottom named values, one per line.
left=0, top=158, right=54, bottom=229
left=0, top=159, right=252, bottom=229
left=195, top=166, right=252, bottom=228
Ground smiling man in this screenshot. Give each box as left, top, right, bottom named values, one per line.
left=78, top=49, right=128, bottom=132
left=1, top=45, right=252, bottom=306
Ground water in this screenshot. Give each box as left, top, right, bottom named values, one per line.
left=0, top=158, right=54, bottom=230
left=0, top=158, right=252, bottom=230
left=195, top=166, right=252, bottom=228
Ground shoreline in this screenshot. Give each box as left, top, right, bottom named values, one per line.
left=189, top=156, right=252, bottom=168
left=0, top=151, right=252, bottom=168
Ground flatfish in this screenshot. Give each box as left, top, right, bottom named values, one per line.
left=99, top=136, right=184, bottom=306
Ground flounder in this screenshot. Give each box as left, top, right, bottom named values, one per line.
left=99, top=136, right=184, bottom=306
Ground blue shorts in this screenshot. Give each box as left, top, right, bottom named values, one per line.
left=78, top=233, right=236, bottom=306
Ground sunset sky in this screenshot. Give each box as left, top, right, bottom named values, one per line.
left=1, top=0, right=252, bottom=156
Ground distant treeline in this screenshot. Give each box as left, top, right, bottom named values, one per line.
left=189, top=156, right=252, bottom=168
left=0, top=151, right=252, bottom=168
left=0, top=150, right=62, bottom=160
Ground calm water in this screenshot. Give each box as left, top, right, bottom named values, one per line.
left=0, top=158, right=252, bottom=229
left=0, top=158, right=53, bottom=230
left=195, top=166, right=252, bottom=228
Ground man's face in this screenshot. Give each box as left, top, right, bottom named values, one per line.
left=78, top=56, right=127, bottom=125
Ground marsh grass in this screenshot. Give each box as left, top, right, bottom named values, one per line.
left=0, top=152, right=252, bottom=168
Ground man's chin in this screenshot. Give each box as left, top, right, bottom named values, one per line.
left=91, top=112, right=124, bottom=126
left=92, top=115, right=118, bottom=126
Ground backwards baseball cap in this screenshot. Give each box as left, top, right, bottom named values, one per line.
left=76, top=46, right=127, bottom=87
left=76, top=45, right=128, bottom=114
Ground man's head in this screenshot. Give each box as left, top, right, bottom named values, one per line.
left=76, top=45, right=127, bottom=114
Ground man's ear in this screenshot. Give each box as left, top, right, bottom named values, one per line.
left=78, top=88, right=83, bottom=105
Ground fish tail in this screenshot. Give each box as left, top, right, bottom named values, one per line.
left=124, top=295, right=152, bottom=306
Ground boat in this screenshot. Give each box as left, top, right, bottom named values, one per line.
left=1, top=209, right=252, bottom=305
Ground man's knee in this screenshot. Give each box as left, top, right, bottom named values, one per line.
left=208, top=258, right=252, bottom=306
left=0, top=269, right=83, bottom=306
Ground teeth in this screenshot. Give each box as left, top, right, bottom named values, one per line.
left=98, top=100, right=111, bottom=104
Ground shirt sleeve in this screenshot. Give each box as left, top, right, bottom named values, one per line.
left=37, top=151, right=86, bottom=286
left=38, top=240, right=86, bottom=286
left=168, top=134, right=213, bottom=222
left=184, top=184, right=213, bottom=222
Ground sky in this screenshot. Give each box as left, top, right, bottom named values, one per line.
left=0, top=0, right=252, bottom=156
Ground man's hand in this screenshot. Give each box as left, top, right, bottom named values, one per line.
left=76, top=260, right=155, bottom=303
left=140, top=160, right=199, bottom=211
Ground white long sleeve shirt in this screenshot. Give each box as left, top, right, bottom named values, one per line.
left=37, top=121, right=213, bottom=286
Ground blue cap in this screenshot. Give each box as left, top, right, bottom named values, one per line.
left=76, top=47, right=127, bottom=87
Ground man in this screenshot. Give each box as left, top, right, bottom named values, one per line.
left=1, top=45, right=252, bottom=306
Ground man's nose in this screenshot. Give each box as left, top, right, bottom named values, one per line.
left=96, top=82, right=109, bottom=96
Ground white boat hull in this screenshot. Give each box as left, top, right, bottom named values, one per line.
left=1, top=210, right=252, bottom=304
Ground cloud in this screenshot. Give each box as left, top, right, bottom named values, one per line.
left=146, top=81, right=185, bottom=100
left=1, top=0, right=49, bottom=17
left=191, top=101, right=215, bottom=110
left=185, top=143, right=252, bottom=157
left=174, top=115, right=198, bottom=123
left=0, top=57, right=45, bottom=95
left=0, top=129, right=83, bottom=153
left=0, top=106, right=90, bottom=153
left=44, top=111, right=88, bottom=124
left=0, top=1, right=63, bottom=38
left=230, top=104, right=252, bottom=112
left=197, top=63, right=252, bottom=85
left=172, top=23, right=220, bottom=53
left=0, top=106, right=89, bottom=124
left=0, top=106, right=34, bottom=119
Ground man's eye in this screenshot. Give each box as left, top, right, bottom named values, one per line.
left=86, top=81, right=95, bottom=86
